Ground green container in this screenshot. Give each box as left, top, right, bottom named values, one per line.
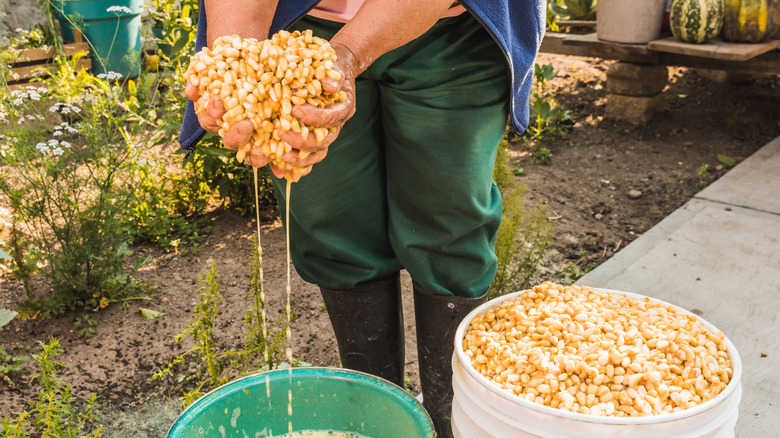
left=54, top=0, right=143, bottom=78
left=168, top=367, right=435, bottom=438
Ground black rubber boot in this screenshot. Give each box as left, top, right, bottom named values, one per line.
left=414, top=283, right=489, bottom=438
left=319, top=272, right=405, bottom=387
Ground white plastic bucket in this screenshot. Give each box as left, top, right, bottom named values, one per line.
left=597, top=0, right=667, bottom=44
left=451, top=288, right=743, bottom=438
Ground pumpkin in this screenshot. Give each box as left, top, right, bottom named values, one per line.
left=722, top=0, right=780, bottom=42
left=670, top=0, right=725, bottom=43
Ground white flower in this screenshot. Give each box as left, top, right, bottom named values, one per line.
left=36, top=143, right=50, bottom=154
left=52, top=147, right=65, bottom=155
left=97, top=71, right=124, bottom=81
left=106, top=5, right=133, bottom=14
left=60, top=141, right=71, bottom=148
left=49, top=102, right=82, bottom=115
left=53, top=130, right=63, bottom=136
left=48, top=139, right=59, bottom=146
left=12, top=98, right=22, bottom=106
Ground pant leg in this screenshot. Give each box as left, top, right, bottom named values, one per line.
left=377, top=14, right=511, bottom=298
left=271, top=17, right=402, bottom=289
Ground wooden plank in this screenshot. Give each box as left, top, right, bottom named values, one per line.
left=541, top=32, right=657, bottom=63
left=540, top=32, right=780, bottom=73
left=556, top=20, right=597, bottom=29
left=562, top=32, right=653, bottom=56
left=9, top=58, right=92, bottom=83
left=1, top=42, right=90, bottom=63
left=656, top=49, right=780, bottom=73
left=648, top=37, right=780, bottom=62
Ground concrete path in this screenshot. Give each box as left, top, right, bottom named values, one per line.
left=578, top=136, right=780, bottom=437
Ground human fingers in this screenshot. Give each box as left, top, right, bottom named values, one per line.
left=281, top=147, right=329, bottom=169
left=222, top=119, right=254, bottom=150
left=246, top=148, right=271, bottom=168
left=185, top=79, right=200, bottom=102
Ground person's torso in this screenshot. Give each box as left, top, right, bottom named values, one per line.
left=309, top=0, right=466, bottom=23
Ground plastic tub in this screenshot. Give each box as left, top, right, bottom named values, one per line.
left=452, top=288, right=743, bottom=438
left=168, top=367, right=435, bottom=437
left=597, top=0, right=667, bottom=44
left=54, top=0, right=143, bottom=77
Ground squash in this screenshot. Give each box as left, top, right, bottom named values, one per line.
left=722, top=0, right=780, bottom=42
left=670, top=0, right=724, bottom=43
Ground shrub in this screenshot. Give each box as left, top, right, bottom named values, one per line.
left=491, top=131, right=557, bottom=298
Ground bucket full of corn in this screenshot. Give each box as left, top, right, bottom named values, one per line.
left=452, top=282, right=743, bottom=438
left=168, top=367, right=435, bottom=437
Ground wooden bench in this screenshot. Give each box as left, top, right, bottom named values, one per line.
left=540, top=31, right=780, bottom=123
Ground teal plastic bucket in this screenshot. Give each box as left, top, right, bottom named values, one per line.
left=168, top=367, right=435, bottom=437
left=54, top=0, right=143, bottom=77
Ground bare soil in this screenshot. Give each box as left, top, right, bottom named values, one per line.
left=1, top=53, right=778, bottom=436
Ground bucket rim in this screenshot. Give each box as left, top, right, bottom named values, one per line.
left=167, top=366, right=434, bottom=437
left=453, top=286, right=743, bottom=425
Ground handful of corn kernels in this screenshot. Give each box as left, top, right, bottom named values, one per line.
left=185, top=30, right=347, bottom=181
left=463, top=282, right=733, bottom=417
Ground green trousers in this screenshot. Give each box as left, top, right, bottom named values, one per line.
left=272, top=13, right=510, bottom=298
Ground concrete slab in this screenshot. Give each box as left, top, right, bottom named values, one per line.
left=696, top=136, right=780, bottom=215
left=577, top=136, right=780, bottom=437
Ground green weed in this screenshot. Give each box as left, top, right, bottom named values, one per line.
left=72, top=315, right=97, bottom=340
left=154, top=235, right=290, bottom=407
left=695, top=164, right=710, bottom=189
left=533, top=147, right=553, bottom=165
left=0, top=345, right=27, bottom=388
left=726, top=103, right=746, bottom=130
left=1, top=339, right=103, bottom=437
left=491, top=134, right=557, bottom=298
left=556, top=261, right=594, bottom=285
left=526, top=63, right=571, bottom=143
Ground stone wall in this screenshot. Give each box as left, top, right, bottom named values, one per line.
left=0, top=0, right=47, bottom=44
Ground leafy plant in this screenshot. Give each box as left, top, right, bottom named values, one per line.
left=7, top=220, right=39, bottom=301
left=726, top=103, right=746, bottom=130
left=73, top=315, right=97, bottom=340
left=0, top=76, right=149, bottom=316
left=0, top=308, right=27, bottom=388
left=154, top=235, right=290, bottom=407
left=4, top=24, right=58, bottom=50
left=556, top=261, right=594, bottom=285
left=0, top=345, right=28, bottom=388
left=695, top=163, right=710, bottom=189
left=143, top=0, right=199, bottom=67
left=546, top=0, right=562, bottom=31
left=491, top=133, right=557, bottom=298
left=185, top=139, right=278, bottom=215
left=1, top=338, right=103, bottom=437
left=550, top=0, right=597, bottom=21
left=526, top=63, right=571, bottom=142
left=533, top=147, right=553, bottom=165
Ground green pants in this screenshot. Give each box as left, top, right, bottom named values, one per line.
left=272, top=13, right=510, bottom=298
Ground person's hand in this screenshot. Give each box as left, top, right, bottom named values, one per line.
left=185, top=81, right=277, bottom=170
left=277, top=42, right=359, bottom=171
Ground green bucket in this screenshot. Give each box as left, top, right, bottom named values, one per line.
left=54, top=0, right=143, bottom=78
left=168, top=367, right=436, bottom=437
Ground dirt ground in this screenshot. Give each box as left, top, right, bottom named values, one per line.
left=1, top=52, right=778, bottom=435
